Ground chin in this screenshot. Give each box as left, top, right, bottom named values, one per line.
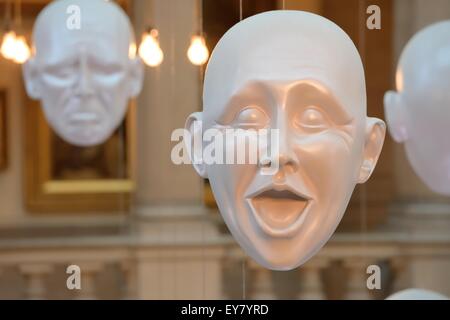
left=59, top=127, right=112, bottom=147
left=250, top=246, right=307, bottom=271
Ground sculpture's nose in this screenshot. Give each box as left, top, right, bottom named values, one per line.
left=259, top=117, right=299, bottom=177
left=75, top=49, right=95, bottom=96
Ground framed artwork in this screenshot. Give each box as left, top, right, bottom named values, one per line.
left=0, top=90, right=7, bottom=170
left=24, top=97, right=136, bottom=213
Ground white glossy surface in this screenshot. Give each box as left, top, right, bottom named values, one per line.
left=185, top=11, right=385, bottom=270
left=23, top=0, right=143, bottom=146
left=386, top=288, right=448, bottom=300
left=384, top=20, right=450, bottom=195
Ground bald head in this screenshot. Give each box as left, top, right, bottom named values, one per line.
left=186, top=11, right=385, bottom=270
left=203, top=10, right=366, bottom=125
left=384, top=20, right=450, bottom=195
left=32, top=0, right=135, bottom=64
left=396, top=20, right=450, bottom=93
left=23, top=0, right=143, bottom=147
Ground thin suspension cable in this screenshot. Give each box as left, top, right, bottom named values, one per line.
left=242, top=259, right=246, bottom=299
left=4, top=0, right=12, bottom=29
left=239, top=0, right=243, bottom=21
left=14, top=0, right=22, bottom=27
left=198, top=0, right=206, bottom=299
left=199, top=0, right=203, bottom=34
left=357, top=0, right=368, bottom=263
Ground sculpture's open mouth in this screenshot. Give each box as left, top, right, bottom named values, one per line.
left=248, top=188, right=312, bottom=237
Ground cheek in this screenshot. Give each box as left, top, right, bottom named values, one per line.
left=220, top=135, right=259, bottom=200
left=294, top=131, right=356, bottom=197
left=40, top=82, right=67, bottom=100
left=207, top=133, right=260, bottom=209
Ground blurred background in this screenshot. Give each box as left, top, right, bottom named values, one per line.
left=0, top=0, right=449, bottom=299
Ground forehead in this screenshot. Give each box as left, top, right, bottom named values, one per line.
left=33, top=0, right=132, bottom=64
left=203, top=11, right=366, bottom=121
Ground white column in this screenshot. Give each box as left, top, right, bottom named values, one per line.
left=120, top=260, right=137, bottom=300
left=297, top=258, right=328, bottom=300
left=389, top=257, right=409, bottom=294
left=344, top=259, right=372, bottom=300
left=19, top=263, right=53, bottom=300
left=248, top=261, right=276, bottom=300
left=74, top=262, right=103, bottom=300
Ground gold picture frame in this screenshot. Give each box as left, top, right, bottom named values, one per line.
left=0, top=90, right=7, bottom=170
left=23, top=97, right=136, bottom=213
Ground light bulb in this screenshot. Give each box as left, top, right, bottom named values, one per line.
left=13, top=36, right=31, bottom=64
left=1, top=31, right=17, bottom=60
left=138, top=29, right=163, bottom=67
left=187, top=35, right=209, bottom=66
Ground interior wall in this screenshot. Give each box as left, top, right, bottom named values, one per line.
left=0, top=50, right=27, bottom=226
left=134, top=0, right=203, bottom=206
left=0, top=18, right=37, bottom=226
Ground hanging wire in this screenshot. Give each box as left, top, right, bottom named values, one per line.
left=239, top=0, right=243, bottom=21
left=199, top=0, right=203, bottom=35
left=242, top=259, right=246, bottom=299
left=357, top=0, right=368, bottom=267
left=3, top=0, right=12, bottom=30
left=197, top=0, right=207, bottom=299
left=169, top=0, right=179, bottom=300
left=238, top=0, right=246, bottom=299
left=14, top=0, right=22, bottom=28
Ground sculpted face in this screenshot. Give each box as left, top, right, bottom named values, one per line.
left=23, top=0, right=143, bottom=146
left=384, top=20, right=450, bottom=195
left=186, top=11, right=385, bottom=270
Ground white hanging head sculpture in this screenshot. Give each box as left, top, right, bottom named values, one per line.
left=23, top=0, right=143, bottom=147
left=386, top=288, right=448, bottom=300
left=384, top=20, right=450, bottom=195
left=185, top=11, right=385, bottom=270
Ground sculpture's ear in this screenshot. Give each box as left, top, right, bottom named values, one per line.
left=22, top=58, right=41, bottom=99
left=185, top=112, right=207, bottom=178
left=128, top=57, right=144, bottom=97
left=358, top=117, right=386, bottom=184
left=384, top=91, right=408, bottom=143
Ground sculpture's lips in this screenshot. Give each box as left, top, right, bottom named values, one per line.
left=248, top=187, right=312, bottom=237
left=68, top=112, right=100, bottom=124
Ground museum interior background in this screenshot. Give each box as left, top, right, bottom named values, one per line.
left=0, top=0, right=449, bottom=299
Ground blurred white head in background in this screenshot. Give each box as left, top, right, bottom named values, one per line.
left=384, top=20, right=450, bottom=195
left=23, top=0, right=143, bottom=146
left=386, top=288, right=448, bottom=300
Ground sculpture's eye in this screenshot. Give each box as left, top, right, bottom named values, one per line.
left=42, top=63, right=77, bottom=84
left=233, top=106, right=269, bottom=129
left=98, top=64, right=123, bottom=76
left=53, top=68, right=74, bottom=79
left=295, top=107, right=330, bottom=132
